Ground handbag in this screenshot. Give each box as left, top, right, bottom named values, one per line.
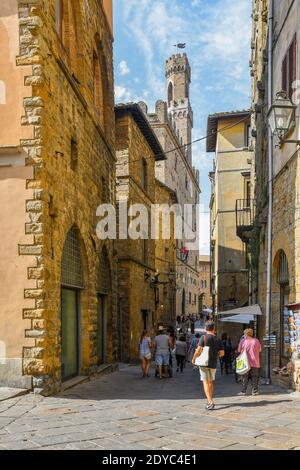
left=194, top=335, right=210, bottom=367
left=144, top=352, right=151, bottom=360
left=236, top=350, right=250, bottom=375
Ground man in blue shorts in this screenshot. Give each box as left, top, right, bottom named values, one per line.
left=154, top=326, right=172, bottom=379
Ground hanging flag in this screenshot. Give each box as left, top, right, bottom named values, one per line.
left=180, top=241, right=189, bottom=262
left=173, top=43, right=186, bottom=49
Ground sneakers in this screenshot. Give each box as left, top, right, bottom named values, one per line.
left=237, top=391, right=246, bottom=396
left=252, top=391, right=259, bottom=396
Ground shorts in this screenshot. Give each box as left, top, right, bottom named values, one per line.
left=155, top=354, right=169, bottom=366
left=199, top=367, right=216, bottom=382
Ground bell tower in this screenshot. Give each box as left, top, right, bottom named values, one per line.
left=166, top=53, right=193, bottom=162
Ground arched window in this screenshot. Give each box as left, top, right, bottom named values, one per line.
left=93, top=49, right=102, bottom=111
left=93, top=35, right=109, bottom=130
left=277, top=250, right=289, bottom=359
left=56, top=0, right=80, bottom=79
left=168, top=81, right=173, bottom=106
left=141, top=158, right=147, bottom=191
left=56, top=0, right=63, bottom=38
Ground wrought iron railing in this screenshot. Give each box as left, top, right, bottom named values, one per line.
left=236, top=199, right=255, bottom=242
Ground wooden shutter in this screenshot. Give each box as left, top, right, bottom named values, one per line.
left=289, top=35, right=297, bottom=100
left=282, top=54, right=288, bottom=94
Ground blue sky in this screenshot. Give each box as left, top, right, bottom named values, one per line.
left=113, top=0, right=252, bottom=254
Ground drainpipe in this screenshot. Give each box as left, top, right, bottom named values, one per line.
left=265, top=0, right=274, bottom=385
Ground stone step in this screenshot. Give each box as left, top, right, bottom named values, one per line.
left=62, top=363, right=119, bottom=391
left=0, top=387, right=29, bottom=402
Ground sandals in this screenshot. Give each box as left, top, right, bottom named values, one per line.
left=205, top=402, right=215, bottom=410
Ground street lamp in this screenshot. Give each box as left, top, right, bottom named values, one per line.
left=267, top=91, right=299, bottom=143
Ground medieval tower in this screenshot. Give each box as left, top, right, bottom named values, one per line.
left=166, top=53, right=193, bottom=162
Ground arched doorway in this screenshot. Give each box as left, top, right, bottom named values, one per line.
left=277, top=250, right=289, bottom=362
left=97, top=247, right=111, bottom=364
left=61, top=226, right=84, bottom=381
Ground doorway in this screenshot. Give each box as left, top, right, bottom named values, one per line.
left=60, top=226, right=84, bottom=382
left=141, top=309, right=148, bottom=330
left=61, top=288, right=79, bottom=380
left=97, top=294, right=106, bottom=364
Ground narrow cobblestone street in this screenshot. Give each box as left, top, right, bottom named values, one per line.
left=0, top=363, right=299, bottom=450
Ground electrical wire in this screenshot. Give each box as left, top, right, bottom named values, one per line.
left=121, top=113, right=251, bottom=166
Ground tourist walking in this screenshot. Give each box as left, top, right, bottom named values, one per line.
left=192, top=321, right=224, bottom=410
left=220, top=333, right=233, bottom=374
left=154, top=326, right=172, bottom=379
left=188, top=332, right=200, bottom=365
left=139, top=329, right=152, bottom=378
left=175, top=335, right=187, bottom=372
left=237, top=328, right=262, bottom=396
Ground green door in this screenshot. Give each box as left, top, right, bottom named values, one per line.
left=97, top=295, right=106, bottom=364
left=61, top=288, right=79, bottom=380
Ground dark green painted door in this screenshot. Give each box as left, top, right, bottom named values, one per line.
left=61, top=288, right=78, bottom=380
left=97, top=295, right=105, bottom=364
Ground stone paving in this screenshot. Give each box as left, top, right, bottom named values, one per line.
left=0, top=362, right=299, bottom=450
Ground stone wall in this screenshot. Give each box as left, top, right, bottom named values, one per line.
left=116, top=111, right=156, bottom=361
left=0, top=0, right=117, bottom=394
left=155, top=179, right=177, bottom=326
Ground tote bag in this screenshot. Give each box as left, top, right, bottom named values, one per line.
left=194, top=336, right=210, bottom=367
left=236, top=350, right=250, bottom=375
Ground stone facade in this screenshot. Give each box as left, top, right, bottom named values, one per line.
left=208, top=111, right=253, bottom=340
left=115, top=104, right=164, bottom=362
left=154, top=179, right=177, bottom=327
left=138, top=54, right=201, bottom=319
left=0, top=0, right=117, bottom=394
left=251, top=0, right=300, bottom=390
left=198, top=255, right=211, bottom=311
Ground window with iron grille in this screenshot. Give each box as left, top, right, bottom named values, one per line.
left=61, top=226, right=84, bottom=288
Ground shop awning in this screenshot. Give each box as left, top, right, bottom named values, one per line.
left=217, top=304, right=262, bottom=317
left=219, top=314, right=255, bottom=324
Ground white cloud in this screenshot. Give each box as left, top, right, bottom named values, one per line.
left=115, top=85, right=132, bottom=102
left=119, top=60, right=130, bottom=76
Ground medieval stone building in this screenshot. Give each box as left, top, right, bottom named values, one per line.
left=115, top=103, right=167, bottom=362
left=139, top=53, right=201, bottom=319
left=0, top=0, right=117, bottom=394
left=251, top=0, right=300, bottom=391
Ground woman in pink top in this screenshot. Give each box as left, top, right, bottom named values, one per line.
left=238, top=328, right=262, bottom=396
